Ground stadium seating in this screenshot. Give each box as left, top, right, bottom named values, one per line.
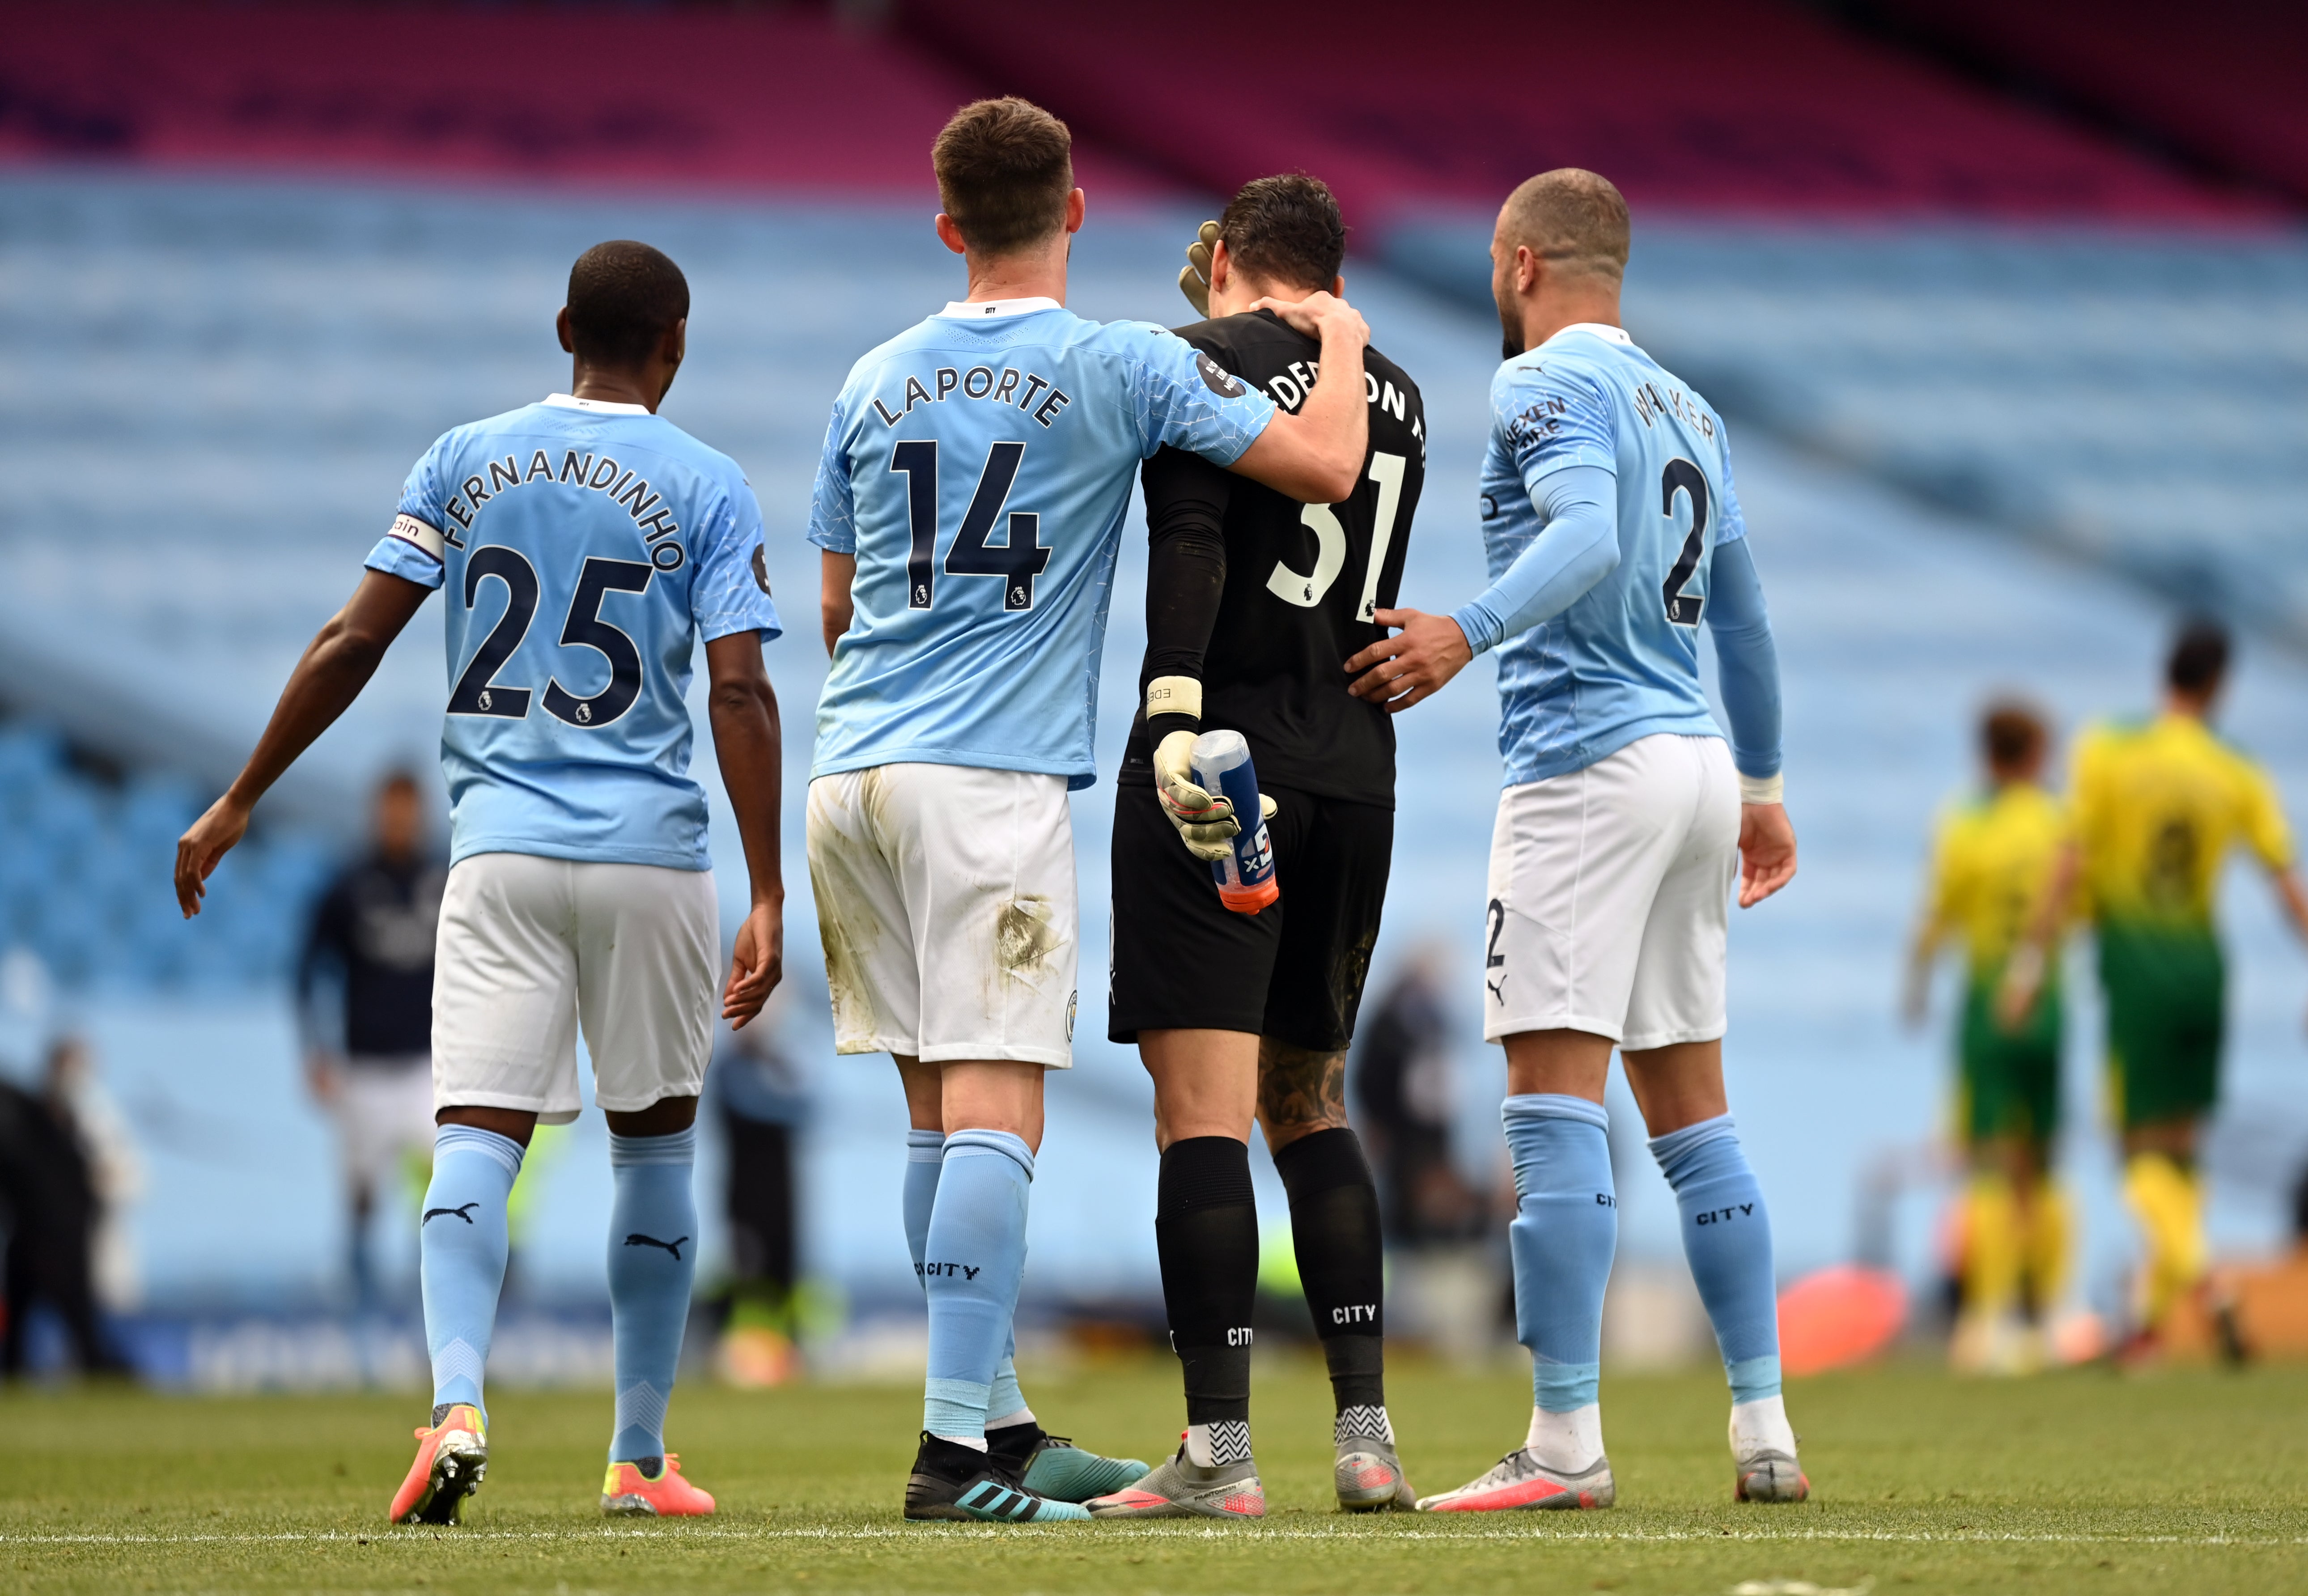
left=895, top=0, right=2263, bottom=224
left=1379, top=219, right=2308, bottom=650
left=1870, top=0, right=2308, bottom=205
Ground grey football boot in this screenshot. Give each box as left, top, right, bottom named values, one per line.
left=1335, top=1435, right=1417, bottom=1511
left=1733, top=1447, right=1810, bottom=1503
left=1086, top=1442, right=1265, bottom=1519
left=1416, top=1447, right=1616, bottom=1512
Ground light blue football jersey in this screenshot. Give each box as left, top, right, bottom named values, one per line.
left=808, top=297, right=1277, bottom=789
left=366, top=393, right=783, bottom=869
left=1478, top=324, right=1747, bottom=786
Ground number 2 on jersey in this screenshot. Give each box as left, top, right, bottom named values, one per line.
left=449, top=550, right=654, bottom=727
left=1266, top=450, right=1408, bottom=620
left=1660, top=458, right=1710, bottom=627
left=889, top=440, right=1051, bottom=612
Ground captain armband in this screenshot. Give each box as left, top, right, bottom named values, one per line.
left=387, top=513, right=446, bottom=562
left=1738, top=772, right=1784, bottom=806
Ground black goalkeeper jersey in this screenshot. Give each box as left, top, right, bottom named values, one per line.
left=1119, top=309, right=1426, bottom=809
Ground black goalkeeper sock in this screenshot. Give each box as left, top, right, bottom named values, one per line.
left=1156, top=1136, right=1258, bottom=1430
left=1274, top=1127, right=1388, bottom=1418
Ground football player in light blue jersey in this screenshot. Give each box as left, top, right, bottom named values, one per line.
left=175, top=242, right=785, bottom=1525
left=803, top=98, right=1372, bottom=1525
left=1345, top=171, right=1807, bottom=1512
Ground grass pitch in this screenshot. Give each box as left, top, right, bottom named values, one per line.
left=3, top=1355, right=2304, bottom=1593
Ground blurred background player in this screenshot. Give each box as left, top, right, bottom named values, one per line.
left=295, top=769, right=444, bottom=1310
left=1098, top=174, right=1426, bottom=1519
left=0, top=1039, right=134, bottom=1380
left=174, top=239, right=787, bottom=1522
left=706, top=990, right=814, bottom=1387
left=1354, top=947, right=1492, bottom=1257
left=1344, top=168, right=1803, bottom=1510
left=1905, top=701, right=2073, bottom=1373
left=805, top=98, right=1371, bottom=1525
left=2008, top=619, right=2308, bottom=1354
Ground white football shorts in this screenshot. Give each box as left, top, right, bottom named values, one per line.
left=324, top=1054, right=437, bottom=1193
left=806, top=763, right=1078, bottom=1068
left=432, top=853, right=719, bottom=1124
left=1483, top=732, right=1737, bottom=1050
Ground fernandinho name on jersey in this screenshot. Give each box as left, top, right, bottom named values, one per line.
left=1478, top=323, right=1746, bottom=786
left=2071, top=711, right=2294, bottom=934
left=807, top=297, right=1277, bottom=790
left=367, top=393, right=782, bottom=871
left=1926, top=781, right=2070, bottom=979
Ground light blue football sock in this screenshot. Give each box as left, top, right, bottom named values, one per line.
left=907, top=1125, right=1032, bottom=1429
left=1651, top=1113, right=1781, bottom=1403
left=921, top=1129, right=1033, bottom=1446
left=420, top=1125, right=524, bottom=1422
left=607, top=1125, right=699, bottom=1464
left=903, top=1127, right=945, bottom=1286
left=1502, top=1094, right=1616, bottom=1413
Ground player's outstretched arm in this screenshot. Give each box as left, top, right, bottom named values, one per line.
left=174, top=570, right=431, bottom=918
left=1228, top=292, right=1369, bottom=505
left=706, top=630, right=785, bottom=1027
left=1345, top=466, right=1619, bottom=713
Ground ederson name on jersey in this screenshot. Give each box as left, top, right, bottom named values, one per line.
left=808, top=298, right=1277, bottom=788
left=366, top=393, right=783, bottom=868
left=1473, top=324, right=1758, bottom=785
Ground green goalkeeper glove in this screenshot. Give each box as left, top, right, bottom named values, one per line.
left=1178, top=220, right=1221, bottom=318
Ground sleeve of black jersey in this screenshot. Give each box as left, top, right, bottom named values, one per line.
left=1138, top=319, right=1257, bottom=745
left=1138, top=443, right=1233, bottom=747
left=293, top=874, right=352, bottom=1051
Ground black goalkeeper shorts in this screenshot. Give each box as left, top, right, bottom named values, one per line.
left=1107, top=779, right=1392, bottom=1054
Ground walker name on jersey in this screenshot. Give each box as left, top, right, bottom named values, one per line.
left=434, top=449, right=687, bottom=566
left=1629, top=378, right=1718, bottom=441
left=869, top=365, right=1074, bottom=430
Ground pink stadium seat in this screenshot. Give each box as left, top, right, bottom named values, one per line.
left=1878, top=0, right=2308, bottom=206
left=899, top=0, right=2266, bottom=224
left=0, top=2, right=1169, bottom=197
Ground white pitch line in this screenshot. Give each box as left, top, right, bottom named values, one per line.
left=4, top=1526, right=2304, bottom=1549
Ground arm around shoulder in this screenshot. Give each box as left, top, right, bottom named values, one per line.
left=1226, top=293, right=1369, bottom=504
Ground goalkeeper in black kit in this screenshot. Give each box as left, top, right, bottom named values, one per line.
left=1087, top=176, right=1427, bottom=1520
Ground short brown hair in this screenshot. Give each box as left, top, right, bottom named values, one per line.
left=1981, top=700, right=2048, bottom=774
left=1500, top=168, right=1630, bottom=282
left=1219, top=174, right=1347, bottom=295
left=933, top=98, right=1073, bottom=257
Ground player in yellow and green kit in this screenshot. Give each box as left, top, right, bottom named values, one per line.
left=2011, top=621, right=2308, bottom=1349
left=1907, top=703, right=2073, bottom=1372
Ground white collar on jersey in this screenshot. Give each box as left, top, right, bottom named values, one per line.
left=1543, top=322, right=1633, bottom=347
left=542, top=392, right=651, bottom=415
left=937, top=296, right=1062, bottom=319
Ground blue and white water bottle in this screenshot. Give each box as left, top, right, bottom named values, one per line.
left=1190, top=730, right=1278, bottom=914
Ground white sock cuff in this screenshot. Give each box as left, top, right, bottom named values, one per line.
left=608, top=1125, right=698, bottom=1167
left=434, top=1124, right=525, bottom=1178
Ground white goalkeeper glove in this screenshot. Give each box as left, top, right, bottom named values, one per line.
left=1146, top=675, right=1275, bottom=861
left=1178, top=220, right=1220, bottom=318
